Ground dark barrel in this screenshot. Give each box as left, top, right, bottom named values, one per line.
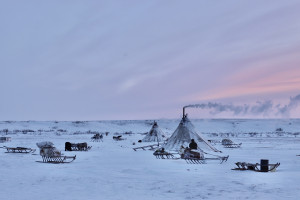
left=65, top=142, right=72, bottom=151
left=260, top=159, right=269, bottom=172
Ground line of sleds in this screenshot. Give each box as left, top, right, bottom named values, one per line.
left=0, top=141, right=93, bottom=164
left=208, top=139, right=242, bottom=148
left=90, top=133, right=126, bottom=142
left=153, top=147, right=229, bottom=164
left=36, top=141, right=77, bottom=164
left=37, top=141, right=93, bottom=163
left=151, top=147, right=280, bottom=172
left=221, top=139, right=242, bottom=148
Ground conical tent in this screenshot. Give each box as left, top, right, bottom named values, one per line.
left=163, top=115, right=220, bottom=152
left=142, top=121, right=164, bottom=142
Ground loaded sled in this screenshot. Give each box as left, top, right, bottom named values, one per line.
left=0, top=137, right=11, bottom=143
left=113, top=135, right=125, bottom=141
left=2, top=146, right=36, bottom=153
left=65, top=142, right=91, bottom=151
left=91, top=133, right=103, bottom=142
left=153, top=148, right=175, bottom=159
left=180, top=147, right=229, bottom=164
left=221, top=139, right=242, bottom=148
left=153, top=147, right=229, bottom=164
left=233, top=160, right=280, bottom=172
left=36, top=142, right=76, bottom=164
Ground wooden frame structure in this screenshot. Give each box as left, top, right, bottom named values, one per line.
left=2, top=146, right=36, bottom=153
left=233, top=162, right=280, bottom=172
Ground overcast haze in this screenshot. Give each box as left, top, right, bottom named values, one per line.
left=1, top=0, right=300, bottom=120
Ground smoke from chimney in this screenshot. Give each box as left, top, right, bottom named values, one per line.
left=184, top=94, right=300, bottom=117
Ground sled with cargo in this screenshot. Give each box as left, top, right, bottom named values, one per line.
left=232, top=160, right=280, bottom=172
left=0, top=137, right=11, bottom=143
left=180, top=148, right=229, bottom=164
left=65, top=142, right=91, bottom=151
left=91, top=133, right=103, bottom=142
left=1, top=146, right=36, bottom=153
left=36, top=142, right=76, bottom=164
left=221, top=139, right=242, bottom=148
left=153, top=148, right=176, bottom=159
left=113, top=135, right=125, bottom=141
left=153, top=147, right=228, bottom=164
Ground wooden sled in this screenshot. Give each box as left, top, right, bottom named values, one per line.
left=37, top=144, right=76, bottom=164
left=222, top=139, right=242, bottom=148
left=113, top=135, right=125, bottom=141
left=65, top=142, right=91, bottom=151
left=133, top=144, right=159, bottom=151
left=180, top=148, right=229, bottom=164
left=183, top=155, right=229, bottom=164
left=153, top=151, right=176, bottom=159
left=223, top=143, right=242, bottom=148
left=37, top=155, right=76, bottom=164
left=91, top=133, right=103, bottom=142
left=0, top=137, right=11, bottom=143
left=205, top=155, right=229, bottom=163
left=2, top=146, right=36, bottom=153
left=208, top=140, right=221, bottom=145
left=232, top=162, right=280, bottom=172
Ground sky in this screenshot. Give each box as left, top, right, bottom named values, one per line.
left=1, top=0, right=300, bottom=120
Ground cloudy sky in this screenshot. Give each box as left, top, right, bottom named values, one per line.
left=1, top=0, right=300, bottom=120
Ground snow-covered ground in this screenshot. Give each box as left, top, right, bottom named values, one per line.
left=0, top=119, right=300, bottom=200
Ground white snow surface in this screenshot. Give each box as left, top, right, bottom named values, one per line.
left=1, top=119, right=300, bottom=200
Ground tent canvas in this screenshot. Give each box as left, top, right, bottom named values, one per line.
left=142, top=121, right=164, bottom=142
left=163, top=115, right=220, bottom=152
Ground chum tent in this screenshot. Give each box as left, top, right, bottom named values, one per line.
left=163, top=115, right=220, bottom=152
left=142, top=121, right=164, bottom=142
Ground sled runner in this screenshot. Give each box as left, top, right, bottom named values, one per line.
left=233, top=161, right=280, bottom=172
left=65, top=142, right=91, bottom=151
left=133, top=144, right=159, bottom=151
left=153, top=148, right=176, bottom=159
left=39, top=155, right=76, bottom=163
left=91, top=133, right=103, bottom=142
left=2, top=146, right=36, bottom=153
left=221, top=139, right=242, bottom=148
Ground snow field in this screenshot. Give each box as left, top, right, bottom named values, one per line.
left=1, top=120, right=300, bottom=199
